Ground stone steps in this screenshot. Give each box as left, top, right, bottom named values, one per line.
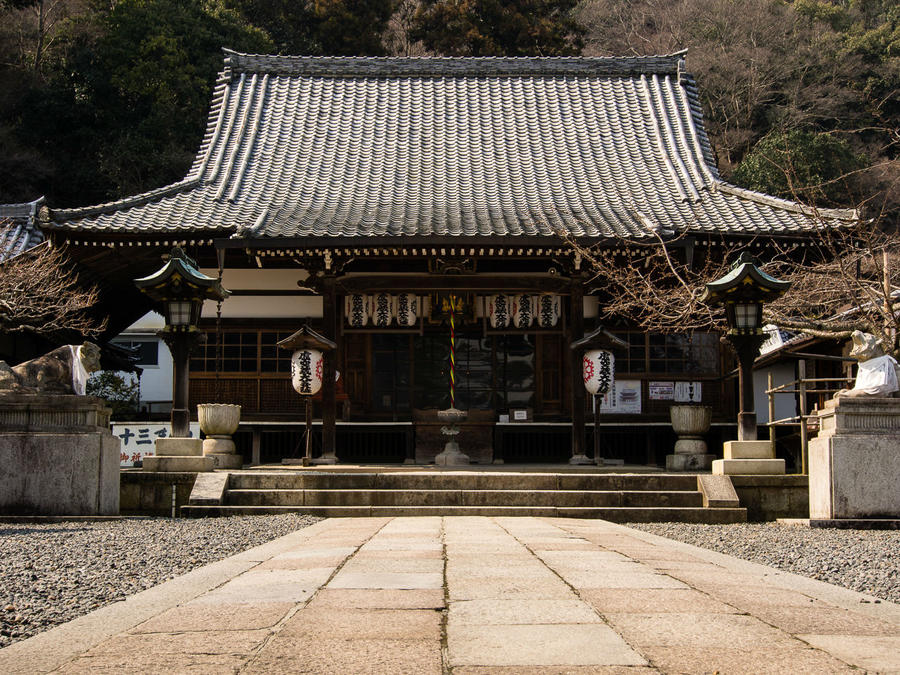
left=179, top=504, right=746, bottom=522
left=227, top=472, right=701, bottom=492
left=182, top=470, right=747, bottom=523
left=224, top=488, right=703, bottom=508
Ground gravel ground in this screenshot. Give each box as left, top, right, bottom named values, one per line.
left=0, top=514, right=320, bottom=649
left=629, top=522, right=900, bottom=604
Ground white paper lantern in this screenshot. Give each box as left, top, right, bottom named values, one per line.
left=536, top=294, right=561, bottom=328
left=396, top=293, right=418, bottom=326
left=512, top=293, right=534, bottom=328
left=488, top=294, right=510, bottom=328
left=291, top=349, right=323, bottom=396
left=344, top=294, right=370, bottom=327
left=583, top=349, right=614, bottom=396
left=371, top=292, right=395, bottom=327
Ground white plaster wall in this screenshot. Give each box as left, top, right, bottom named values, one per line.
left=113, top=312, right=173, bottom=408
left=201, top=295, right=323, bottom=319
left=754, top=363, right=796, bottom=424
left=199, top=268, right=309, bottom=290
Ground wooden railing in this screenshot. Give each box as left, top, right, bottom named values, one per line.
left=765, top=358, right=853, bottom=474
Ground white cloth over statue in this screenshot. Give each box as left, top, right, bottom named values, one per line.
left=70, top=345, right=90, bottom=396
left=852, top=354, right=899, bottom=396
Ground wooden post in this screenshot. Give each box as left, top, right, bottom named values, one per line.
left=767, top=371, right=776, bottom=447
left=163, top=334, right=191, bottom=438
left=304, top=398, right=313, bottom=464
left=317, top=276, right=338, bottom=464
left=569, top=280, right=590, bottom=464
left=798, top=359, right=808, bottom=475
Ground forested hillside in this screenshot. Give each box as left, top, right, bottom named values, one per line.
left=0, top=0, right=896, bottom=216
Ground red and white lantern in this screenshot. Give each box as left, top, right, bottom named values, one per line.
left=488, top=294, right=510, bottom=328
left=396, top=293, right=418, bottom=326
left=291, top=348, right=324, bottom=396
left=344, top=294, right=370, bottom=327
left=371, top=292, right=395, bottom=327
left=583, top=349, right=614, bottom=396
left=536, top=294, right=561, bottom=328
left=512, top=293, right=534, bottom=328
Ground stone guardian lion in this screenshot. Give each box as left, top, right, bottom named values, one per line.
left=0, top=342, right=102, bottom=396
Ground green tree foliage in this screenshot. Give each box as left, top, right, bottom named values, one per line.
left=576, top=0, right=898, bottom=213
left=6, top=0, right=272, bottom=205
left=733, top=131, right=865, bottom=205
left=86, top=371, right=141, bottom=420
left=411, top=0, right=584, bottom=56
left=225, top=0, right=395, bottom=56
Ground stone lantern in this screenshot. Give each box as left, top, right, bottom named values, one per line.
left=135, top=248, right=229, bottom=472
left=701, top=253, right=791, bottom=475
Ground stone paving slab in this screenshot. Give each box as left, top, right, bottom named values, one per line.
left=1, top=515, right=899, bottom=674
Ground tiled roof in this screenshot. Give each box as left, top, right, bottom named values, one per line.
left=0, top=198, right=45, bottom=261
left=47, top=50, right=857, bottom=241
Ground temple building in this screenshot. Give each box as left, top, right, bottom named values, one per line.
left=40, top=50, right=855, bottom=465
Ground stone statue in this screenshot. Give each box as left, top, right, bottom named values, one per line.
left=837, top=331, right=900, bottom=398
left=0, top=342, right=102, bottom=396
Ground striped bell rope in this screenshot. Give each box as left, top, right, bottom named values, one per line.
left=449, top=307, right=456, bottom=408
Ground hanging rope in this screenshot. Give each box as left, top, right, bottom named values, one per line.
left=214, top=261, right=224, bottom=402
left=449, top=303, right=456, bottom=408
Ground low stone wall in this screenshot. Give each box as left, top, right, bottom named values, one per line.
left=730, top=475, right=809, bottom=521
left=119, top=471, right=198, bottom=516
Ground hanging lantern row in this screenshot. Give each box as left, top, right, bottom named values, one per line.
left=583, top=349, right=615, bottom=396
left=488, top=293, right=561, bottom=329
left=344, top=293, right=419, bottom=327
left=344, top=292, right=562, bottom=328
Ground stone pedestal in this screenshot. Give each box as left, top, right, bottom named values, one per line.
left=197, top=403, right=243, bottom=470
left=713, top=440, right=785, bottom=475
left=667, top=405, right=715, bottom=471
left=144, top=437, right=213, bottom=472
left=435, top=407, right=470, bottom=466
left=809, top=397, right=900, bottom=520
left=202, top=438, right=244, bottom=469
left=0, top=394, right=119, bottom=515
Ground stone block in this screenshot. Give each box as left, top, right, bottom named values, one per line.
left=665, top=453, right=715, bottom=471
left=154, top=437, right=202, bottom=456
left=189, top=472, right=229, bottom=505
left=206, top=453, right=243, bottom=469
left=0, top=396, right=119, bottom=515
left=143, top=455, right=214, bottom=472
left=712, top=458, right=785, bottom=475
left=202, top=437, right=235, bottom=455
left=723, top=440, right=773, bottom=459
left=697, top=475, right=740, bottom=508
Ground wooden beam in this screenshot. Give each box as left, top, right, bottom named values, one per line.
left=338, top=276, right=571, bottom=294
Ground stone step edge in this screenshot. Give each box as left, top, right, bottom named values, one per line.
left=180, top=505, right=747, bottom=523
left=224, top=488, right=703, bottom=495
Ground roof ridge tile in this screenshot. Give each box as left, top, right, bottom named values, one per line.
left=222, top=48, right=687, bottom=79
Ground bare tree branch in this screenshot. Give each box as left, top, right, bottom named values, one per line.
left=0, top=235, right=105, bottom=339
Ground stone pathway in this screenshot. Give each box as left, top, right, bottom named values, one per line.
left=1, top=517, right=899, bottom=674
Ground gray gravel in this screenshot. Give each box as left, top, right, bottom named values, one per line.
left=628, top=522, right=900, bottom=604
left=0, top=514, right=320, bottom=648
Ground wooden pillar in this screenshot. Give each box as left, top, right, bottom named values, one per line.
left=569, top=280, right=591, bottom=464
left=316, top=275, right=338, bottom=464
